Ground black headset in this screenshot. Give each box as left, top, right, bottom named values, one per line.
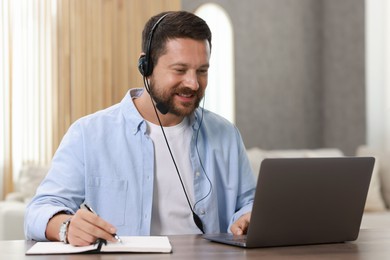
left=138, top=13, right=170, bottom=77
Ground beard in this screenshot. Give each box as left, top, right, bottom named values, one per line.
left=149, top=78, right=204, bottom=117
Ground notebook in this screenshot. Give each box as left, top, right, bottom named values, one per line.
left=203, top=157, right=375, bottom=248
left=26, top=236, right=172, bottom=255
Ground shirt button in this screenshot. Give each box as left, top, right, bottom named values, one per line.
left=133, top=128, right=137, bottom=134
left=144, top=214, right=148, bottom=219
left=195, top=172, right=201, bottom=177
left=200, top=209, right=206, bottom=215
left=146, top=175, right=150, bottom=180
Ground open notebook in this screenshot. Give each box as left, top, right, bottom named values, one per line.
left=203, top=157, right=375, bottom=248
left=26, top=236, right=172, bottom=255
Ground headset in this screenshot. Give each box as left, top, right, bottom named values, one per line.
left=137, top=13, right=212, bottom=234
left=138, top=13, right=169, bottom=78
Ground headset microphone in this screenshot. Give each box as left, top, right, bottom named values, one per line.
left=140, top=75, right=169, bottom=115
left=155, top=102, right=169, bottom=115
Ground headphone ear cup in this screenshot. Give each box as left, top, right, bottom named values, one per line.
left=138, top=55, right=147, bottom=76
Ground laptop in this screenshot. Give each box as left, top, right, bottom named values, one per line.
left=203, top=157, right=375, bottom=248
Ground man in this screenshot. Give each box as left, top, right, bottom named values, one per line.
left=25, top=11, right=255, bottom=246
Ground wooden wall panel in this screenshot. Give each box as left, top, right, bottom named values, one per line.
left=55, top=0, right=71, bottom=150
left=53, top=0, right=181, bottom=151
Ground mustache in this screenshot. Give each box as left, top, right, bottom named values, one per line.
left=174, top=87, right=203, bottom=97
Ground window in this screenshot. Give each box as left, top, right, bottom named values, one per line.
left=366, top=0, right=390, bottom=150
left=195, top=3, right=235, bottom=123
left=0, top=0, right=56, bottom=197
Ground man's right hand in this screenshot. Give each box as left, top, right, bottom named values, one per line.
left=46, top=209, right=118, bottom=246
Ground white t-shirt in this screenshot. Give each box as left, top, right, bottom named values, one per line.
left=147, top=117, right=201, bottom=235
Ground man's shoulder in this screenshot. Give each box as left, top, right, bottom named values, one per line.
left=196, top=108, right=240, bottom=139
left=74, top=89, right=138, bottom=126
left=198, top=108, right=236, bottom=128
left=82, top=103, right=122, bottom=121
left=70, top=102, right=124, bottom=131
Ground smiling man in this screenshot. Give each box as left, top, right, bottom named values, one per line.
left=136, top=37, right=209, bottom=124
left=25, top=11, right=255, bottom=246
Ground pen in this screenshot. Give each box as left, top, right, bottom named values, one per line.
left=83, top=203, right=122, bottom=243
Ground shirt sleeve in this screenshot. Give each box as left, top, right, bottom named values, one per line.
left=24, top=121, right=86, bottom=241
left=228, top=126, right=256, bottom=232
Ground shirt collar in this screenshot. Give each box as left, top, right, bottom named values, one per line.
left=120, top=88, right=146, bottom=135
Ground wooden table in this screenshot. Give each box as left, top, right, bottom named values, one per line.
left=2, top=229, right=390, bottom=259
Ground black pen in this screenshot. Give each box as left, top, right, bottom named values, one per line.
left=84, top=203, right=122, bottom=243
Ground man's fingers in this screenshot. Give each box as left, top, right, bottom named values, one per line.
left=67, top=209, right=117, bottom=246
left=79, top=209, right=117, bottom=240
left=230, top=212, right=251, bottom=236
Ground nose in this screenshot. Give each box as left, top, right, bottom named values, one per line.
left=183, top=71, right=199, bottom=90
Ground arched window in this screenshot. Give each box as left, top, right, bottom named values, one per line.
left=195, top=4, right=235, bottom=123
left=366, top=0, right=390, bottom=150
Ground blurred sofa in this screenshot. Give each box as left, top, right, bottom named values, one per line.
left=0, top=164, right=48, bottom=240
left=0, top=146, right=389, bottom=240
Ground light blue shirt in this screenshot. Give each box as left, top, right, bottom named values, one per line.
left=24, top=88, right=256, bottom=241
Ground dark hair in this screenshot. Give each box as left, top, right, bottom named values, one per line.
left=141, top=11, right=212, bottom=69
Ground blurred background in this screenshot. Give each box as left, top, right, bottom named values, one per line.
left=1, top=0, right=388, bottom=198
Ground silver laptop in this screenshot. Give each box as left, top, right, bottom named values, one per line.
left=203, top=157, right=375, bottom=248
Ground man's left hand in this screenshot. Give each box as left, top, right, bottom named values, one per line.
left=230, top=212, right=251, bottom=236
